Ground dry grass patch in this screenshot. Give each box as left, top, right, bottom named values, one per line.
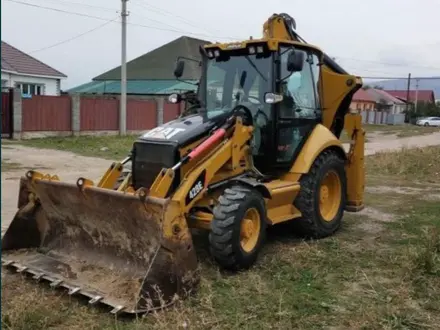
left=366, top=145, right=440, bottom=182
left=2, top=146, right=440, bottom=329
left=3, top=197, right=439, bottom=329
left=363, top=124, right=439, bottom=138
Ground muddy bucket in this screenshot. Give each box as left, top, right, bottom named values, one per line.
left=2, top=175, right=199, bottom=314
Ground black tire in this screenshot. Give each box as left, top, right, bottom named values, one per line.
left=293, top=150, right=347, bottom=239
left=424, top=122, right=429, bottom=127
left=209, top=185, right=267, bottom=271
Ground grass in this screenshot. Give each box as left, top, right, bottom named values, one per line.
left=366, top=145, right=440, bottom=182
left=339, top=124, right=439, bottom=143
left=2, top=147, right=440, bottom=329
left=10, top=124, right=437, bottom=159
left=12, top=135, right=137, bottom=160
left=365, top=124, right=440, bottom=138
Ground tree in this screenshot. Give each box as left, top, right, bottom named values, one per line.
left=404, top=101, right=440, bottom=121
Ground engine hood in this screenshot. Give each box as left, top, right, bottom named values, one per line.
left=138, top=112, right=228, bottom=147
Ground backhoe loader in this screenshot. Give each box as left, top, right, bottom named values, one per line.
left=2, top=13, right=365, bottom=315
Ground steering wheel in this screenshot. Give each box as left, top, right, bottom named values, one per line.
left=231, top=104, right=254, bottom=126
left=254, top=108, right=269, bottom=124
left=179, top=104, right=200, bottom=118
left=231, top=104, right=265, bottom=155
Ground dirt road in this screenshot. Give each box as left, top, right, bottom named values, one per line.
left=2, top=131, right=440, bottom=233
left=1, top=145, right=110, bottom=233
left=362, top=131, right=440, bottom=155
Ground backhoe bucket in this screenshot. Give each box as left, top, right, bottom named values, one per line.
left=2, top=176, right=199, bottom=314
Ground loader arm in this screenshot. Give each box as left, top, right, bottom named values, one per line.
left=147, top=116, right=253, bottom=208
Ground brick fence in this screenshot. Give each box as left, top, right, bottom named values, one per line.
left=8, top=88, right=184, bottom=139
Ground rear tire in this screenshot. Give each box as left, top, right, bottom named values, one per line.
left=209, top=185, right=267, bottom=271
left=293, top=150, right=347, bottom=239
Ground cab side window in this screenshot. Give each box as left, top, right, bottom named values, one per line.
left=276, top=47, right=321, bottom=164
left=279, top=47, right=320, bottom=119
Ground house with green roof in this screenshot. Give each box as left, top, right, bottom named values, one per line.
left=67, top=36, right=210, bottom=95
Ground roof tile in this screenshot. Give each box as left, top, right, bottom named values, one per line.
left=1, top=41, right=67, bottom=78
left=353, top=88, right=376, bottom=102
left=93, top=36, right=210, bottom=81
left=67, top=79, right=197, bottom=95
left=384, top=90, right=435, bottom=103
left=368, top=88, right=406, bottom=105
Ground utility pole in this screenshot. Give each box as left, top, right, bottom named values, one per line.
left=120, top=0, right=128, bottom=135
left=414, top=78, right=419, bottom=114
left=404, top=73, right=411, bottom=123
left=405, top=73, right=411, bottom=113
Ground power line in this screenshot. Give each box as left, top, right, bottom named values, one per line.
left=335, top=56, right=440, bottom=71
left=7, top=0, right=440, bottom=71
left=6, top=0, right=237, bottom=40
left=132, top=0, right=226, bottom=36
left=361, top=76, right=440, bottom=80
left=35, top=0, right=220, bottom=38
left=6, top=0, right=116, bottom=21
left=29, top=18, right=117, bottom=54
left=30, top=0, right=119, bottom=13
left=129, top=3, right=210, bottom=36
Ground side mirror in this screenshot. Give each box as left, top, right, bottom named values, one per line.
left=287, top=51, right=304, bottom=72
left=174, top=60, right=185, bottom=78
left=168, top=93, right=181, bottom=104
left=264, top=92, right=283, bottom=104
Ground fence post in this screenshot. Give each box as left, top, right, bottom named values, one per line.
left=12, top=88, right=22, bottom=140
left=71, top=94, right=81, bottom=136
left=156, top=97, right=164, bottom=126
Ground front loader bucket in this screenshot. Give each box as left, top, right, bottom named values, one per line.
left=2, top=175, right=199, bottom=315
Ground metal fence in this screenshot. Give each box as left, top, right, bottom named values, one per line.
left=360, top=110, right=406, bottom=125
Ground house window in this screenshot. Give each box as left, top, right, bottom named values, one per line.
left=1, top=80, right=7, bottom=88
left=15, top=83, right=44, bottom=95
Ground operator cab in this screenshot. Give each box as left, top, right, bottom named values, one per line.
left=171, top=42, right=323, bottom=175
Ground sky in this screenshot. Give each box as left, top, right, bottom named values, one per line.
left=2, top=0, right=440, bottom=90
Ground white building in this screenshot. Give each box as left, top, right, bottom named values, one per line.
left=1, top=41, right=67, bottom=96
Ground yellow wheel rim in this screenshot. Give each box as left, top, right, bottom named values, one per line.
left=240, top=208, right=261, bottom=253
left=319, top=170, right=342, bottom=222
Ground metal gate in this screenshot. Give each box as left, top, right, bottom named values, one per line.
left=1, top=89, right=13, bottom=138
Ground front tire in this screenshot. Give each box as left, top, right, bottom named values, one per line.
left=209, top=185, right=267, bottom=271
left=293, top=150, right=347, bottom=239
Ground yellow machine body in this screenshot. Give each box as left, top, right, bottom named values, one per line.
left=2, top=13, right=365, bottom=315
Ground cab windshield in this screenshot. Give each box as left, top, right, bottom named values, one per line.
left=204, top=52, right=272, bottom=119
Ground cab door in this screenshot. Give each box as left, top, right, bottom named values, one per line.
left=274, top=46, right=322, bottom=170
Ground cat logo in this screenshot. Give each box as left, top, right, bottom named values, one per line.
left=142, top=127, right=186, bottom=140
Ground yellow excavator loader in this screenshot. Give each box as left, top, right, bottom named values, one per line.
left=2, top=13, right=365, bottom=314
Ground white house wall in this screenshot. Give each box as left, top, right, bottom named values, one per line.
left=1, top=72, right=61, bottom=96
